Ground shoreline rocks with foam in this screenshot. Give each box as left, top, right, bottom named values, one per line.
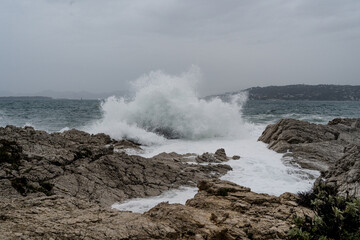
left=0, top=125, right=231, bottom=207
left=1, top=118, right=359, bottom=239
left=259, top=118, right=360, bottom=197
left=0, top=179, right=313, bottom=239
left=0, top=124, right=310, bottom=239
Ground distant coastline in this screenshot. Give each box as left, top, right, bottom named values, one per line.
left=2, top=84, right=360, bottom=101
left=245, top=84, right=360, bottom=101
left=0, top=96, right=53, bottom=100
left=207, top=84, right=360, bottom=101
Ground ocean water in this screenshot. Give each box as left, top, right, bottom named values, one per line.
left=0, top=98, right=102, bottom=132
left=1, top=72, right=359, bottom=213
left=1, top=98, right=358, bottom=134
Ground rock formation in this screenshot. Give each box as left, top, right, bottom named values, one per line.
left=195, top=148, right=229, bottom=163
left=2, top=117, right=359, bottom=239
left=259, top=118, right=360, bottom=197
left=323, top=145, right=360, bottom=197
left=0, top=179, right=313, bottom=239
left=0, top=126, right=231, bottom=207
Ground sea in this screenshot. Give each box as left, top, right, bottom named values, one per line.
left=1, top=73, right=359, bottom=213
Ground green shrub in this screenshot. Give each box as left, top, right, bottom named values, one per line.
left=288, top=184, right=360, bottom=240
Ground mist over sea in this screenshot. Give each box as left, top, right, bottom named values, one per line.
left=1, top=71, right=359, bottom=212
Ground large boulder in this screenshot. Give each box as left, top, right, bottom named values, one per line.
left=258, top=119, right=339, bottom=153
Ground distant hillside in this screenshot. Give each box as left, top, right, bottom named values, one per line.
left=0, top=96, right=52, bottom=100
left=245, top=85, right=360, bottom=101
left=0, top=90, right=129, bottom=100
left=206, top=85, right=360, bottom=101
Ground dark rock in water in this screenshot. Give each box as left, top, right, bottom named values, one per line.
left=0, top=126, right=231, bottom=207
left=152, top=126, right=183, bottom=139
left=259, top=118, right=360, bottom=197
left=196, top=148, right=229, bottom=163
left=196, top=152, right=217, bottom=163
left=214, top=148, right=227, bottom=161
left=232, top=155, right=241, bottom=160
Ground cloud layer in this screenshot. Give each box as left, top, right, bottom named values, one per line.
left=1, top=0, right=360, bottom=96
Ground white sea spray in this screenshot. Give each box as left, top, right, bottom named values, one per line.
left=86, top=67, right=249, bottom=145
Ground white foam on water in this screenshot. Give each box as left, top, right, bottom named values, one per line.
left=59, top=127, right=70, bottom=132
left=139, top=129, right=319, bottom=196
left=112, top=186, right=197, bottom=213
left=85, top=67, right=320, bottom=212
left=23, top=122, right=35, bottom=128
left=113, top=133, right=319, bottom=213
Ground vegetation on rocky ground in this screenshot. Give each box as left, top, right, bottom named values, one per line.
left=288, top=184, right=360, bottom=240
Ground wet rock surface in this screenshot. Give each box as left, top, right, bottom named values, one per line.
left=259, top=118, right=360, bottom=197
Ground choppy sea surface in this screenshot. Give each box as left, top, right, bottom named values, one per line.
left=1, top=99, right=358, bottom=133
left=1, top=73, right=359, bottom=212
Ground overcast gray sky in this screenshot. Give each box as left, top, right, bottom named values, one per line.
left=1, top=0, right=360, bottom=96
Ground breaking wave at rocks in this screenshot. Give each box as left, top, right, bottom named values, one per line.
left=85, top=67, right=320, bottom=213
left=86, top=67, right=249, bottom=145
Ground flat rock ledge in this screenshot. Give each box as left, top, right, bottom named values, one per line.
left=259, top=118, right=360, bottom=197
left=0, top=179, right=313, bottom=240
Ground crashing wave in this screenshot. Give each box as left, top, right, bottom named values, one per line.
left=86, top=67, right=248, bottom=145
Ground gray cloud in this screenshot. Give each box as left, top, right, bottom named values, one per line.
left=1, top=0, right=360, bottom=96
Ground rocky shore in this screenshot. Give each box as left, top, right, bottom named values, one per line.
left=0, top=126, right=231, bottom=207
left=1, top=118, right=359, bottom=239
left=1, top=179, right=314, bottom=239
left=259, top=118, right=360, bottom=197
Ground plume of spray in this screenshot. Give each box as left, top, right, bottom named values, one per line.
left=86, top=66, right=249, bottom=145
